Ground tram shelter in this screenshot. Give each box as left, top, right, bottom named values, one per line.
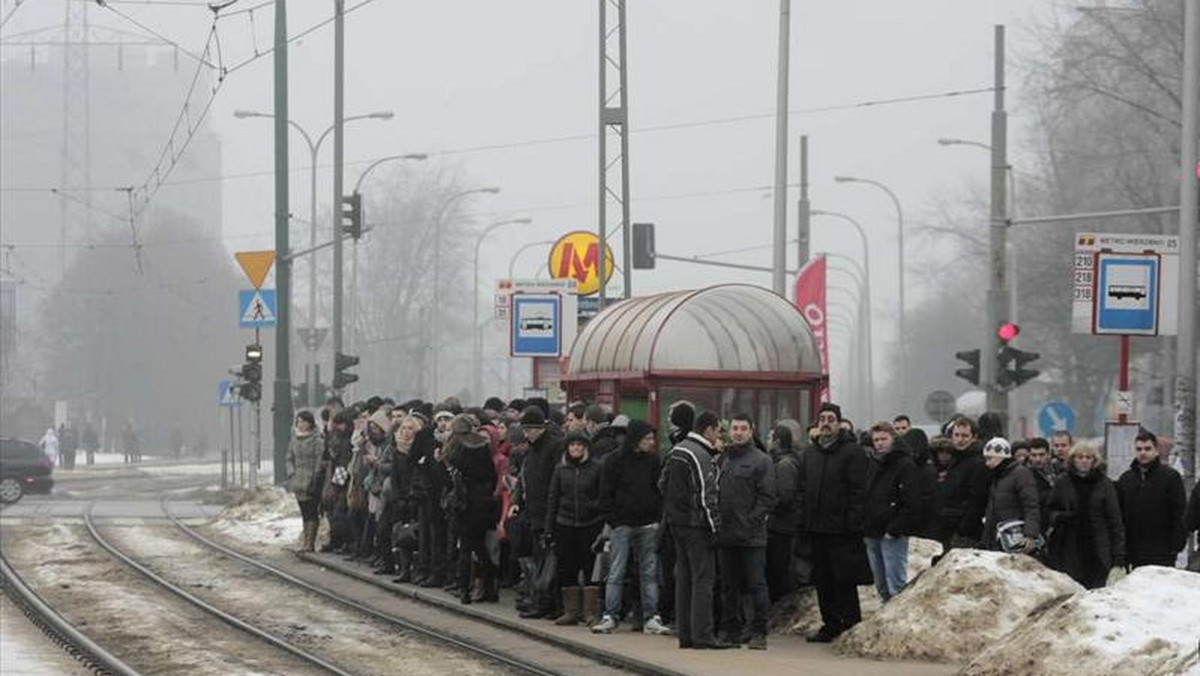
left=561, top=284, right=827, bottom=433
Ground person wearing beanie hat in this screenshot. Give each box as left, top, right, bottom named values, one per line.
left=980, top=436, right=1041, bottom=554
left=668, top=401, right=696, bottom=445
left=511, top=403, right=566, bottom=618
left=545, top=431, right=604, bottom=625
left=800, top=402, right=870, bottom=644
left=592, top=419, right=669, bottom=635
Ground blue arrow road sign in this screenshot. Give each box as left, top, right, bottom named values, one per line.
left=219, top=380, right=240, bottom=408
left=239, top=289, right=277, bottom=328
left=1038, top=401, right=1076, bottom=437
left=1094, top=252, right=1160, bottom=335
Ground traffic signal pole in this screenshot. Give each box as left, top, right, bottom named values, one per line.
left=984, top=25, right=1009, bottom=420
left=271, top=0, right=292, bottom=486
left=1174, top=0, right=1198, bottom=480
left=332, top=0, right=346, bottom=391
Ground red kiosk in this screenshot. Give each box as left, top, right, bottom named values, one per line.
left=560, top=284, right=827, bottom=432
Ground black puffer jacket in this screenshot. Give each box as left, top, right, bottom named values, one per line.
left=389, top=442, right=419, bottom=521
left=862, top=446, right=921, bottom=538
left=517, top=429, right=565, bottom=530
left=660, top=433, right=720, bottom=534
left=411, top=427, right=447, bottom=503
left=981, top=458, right=1041, bottom=548
left=715, top=441, right=776, bottom=547
left=768, top=448, right=802, bottom=536
left=796, top=430, right=867, bottom=535
left=447, top=432, right=499, bottom=533
left=938, top=443, right=990, bottom=539
left=546, top=452, right=604, bottom=530
left=1046, top=466, right=1124, bottom=586
left=1116, top=457, right=1187, bottom=566
left=599, top=446, right=662, bottom=527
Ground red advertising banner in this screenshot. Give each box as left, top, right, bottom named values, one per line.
left=794, top=255, right=830, bottom=401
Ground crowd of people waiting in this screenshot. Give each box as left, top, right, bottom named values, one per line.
left=283, top=395, right=1200, bottom=651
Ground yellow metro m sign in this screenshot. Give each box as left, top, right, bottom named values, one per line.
left=548, top=231, right=614, bottom=296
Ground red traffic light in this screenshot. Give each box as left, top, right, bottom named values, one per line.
left=997, top=322, right=1020, bottom=342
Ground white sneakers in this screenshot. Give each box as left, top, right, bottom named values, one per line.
left=591, top=615, right=618, bottom=633
left=643, top=615, right=672, bottom=636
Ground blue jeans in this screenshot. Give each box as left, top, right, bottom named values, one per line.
left=604, top=524, right=660, bottom=619
left=864, top=535, right=908, bottom=601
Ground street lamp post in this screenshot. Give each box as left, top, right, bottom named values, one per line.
left=472, top=218, right=531, bottom=400
left=813, top=210, right=875, bottom=423
left=834, top=175, right=905, bottom=411
left=430, top=186, right=500, bottom=401
left=233, top=109, right=392, bottom=349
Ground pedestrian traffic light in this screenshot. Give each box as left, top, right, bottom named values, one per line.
left=955, top=349, right=981, bottom=386
left=997, top=322, right=1020, bottom=342
left=341, top=193, right=363, bottom=240
left=333, top=352, right=359, bottom=390
left=632, top=222, right=656, bottom=269
left=997, top=346, right=1040, bottom=389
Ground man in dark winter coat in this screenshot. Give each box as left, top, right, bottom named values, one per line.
left=766, top=423, right=802, bottom=602
left=797, top=403, right=869, bottom=643
left=862, top=422, right=920, bottom=602
left=1027, top=438, right=1056, bottom=530
left=660, top=411, right=730, bottom=650
left=412, top=416, right=449, bottom=587
left=936, top=417, right=990, bottom=551
left=511, top=406, right=566, bottom=618
left=592, top=420, right=668, bottom=634
left=1116, top=430, right=1187, bottom=568
left=714, top=414, right=776, bottom=649
left=979, top=437, right=1041, bottom=553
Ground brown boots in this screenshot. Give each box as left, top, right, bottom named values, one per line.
left=555, top=587, right=601, bottom=626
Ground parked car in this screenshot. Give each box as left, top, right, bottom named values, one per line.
left=0, top=436, right=54, bottom=504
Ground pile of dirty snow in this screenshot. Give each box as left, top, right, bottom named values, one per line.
left=961, top=565, right=1200, bottom=676
left=209, top=486, right=302, bottom=548
left=770, top=537, right=943, bottom=636
left=834, top=548, right=1082, bottom=663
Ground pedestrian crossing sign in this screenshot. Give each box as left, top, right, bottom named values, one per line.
left=219, top=380, right=241, bottom=407
left=239, top=289, right=277, bottom=328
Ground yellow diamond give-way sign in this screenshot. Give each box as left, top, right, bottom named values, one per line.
left=235, top=251, right=276, bottom=289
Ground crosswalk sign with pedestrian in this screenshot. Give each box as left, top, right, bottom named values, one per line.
left=239, top=289, right=277, bottom=328
left=218, top=380, right=241, bottom=407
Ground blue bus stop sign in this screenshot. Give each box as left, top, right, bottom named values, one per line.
left=1038, top=401, right=1076, bottom=437
left=1093, top=252, right=1160, bottom=336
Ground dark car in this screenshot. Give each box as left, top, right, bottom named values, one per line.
left=0, top=437, right=54, bottom=504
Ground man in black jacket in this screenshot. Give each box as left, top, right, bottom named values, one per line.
left=863, top=422, right=920, bottom=602
left=592, top=420, right=667, bottom=635
left=511, top=406, right=566, bottom=618
left=798, top=403, right=868, bottom=643
left=715, top=414, right=776, bottom=650
left=1116, top=430, right=1187, bottom=568
left=766, top=423, right=802, bottom=603
left=660, top=411, right=730, bottom=650
left=938, top=417, right=990, bottom=551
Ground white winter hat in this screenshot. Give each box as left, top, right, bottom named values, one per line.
left=982, top=437, right=1012, bottom=459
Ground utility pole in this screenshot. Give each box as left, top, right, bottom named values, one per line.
left=984, top=25, right=1009, bottom=419
left=598, top=0, right=631, bottom=308
left=60, top=0, right=92, bottom=279
left=331, top=0, right=346, bottom=388
left=771, top=0, right=791, bottom=296
left=1175, top=0, right=1199, bottom=480
left=271, top=0, right=292, bottom=486
left=797, top=135, right=810, bottom=268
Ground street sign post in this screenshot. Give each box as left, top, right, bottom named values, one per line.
left=924, top=390, right=957, bottom=424
left=1037, top=400, right=1076, bottom=437
left=511, top=294, right=562, bottom=358
left=1072, top=232, right=1179, bottom=335
left=219, top=380, right=241, bottom=408
left=239, top=289, right=278, bottom=328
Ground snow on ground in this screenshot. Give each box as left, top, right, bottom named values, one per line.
left=771, top=537, right=943, bottom=636
left=834, top=548, right=1083, bottom=663
left=0, top=593, right=93, bottom=676
left=961, top=565, right=1200, bottom=676
left=209, top=486, right=302, bottom=549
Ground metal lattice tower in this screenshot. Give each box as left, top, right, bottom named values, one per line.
left=59, top=0, right=92, bottom=278
left=598, top=0, right=630, bottom=307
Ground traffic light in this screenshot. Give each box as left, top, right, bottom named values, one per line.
left=997, top=345, right=1040, bottom=389
left=333, top=352, right=359, bottom=390
left=238, top=343, right=263, bottom=402
left=632, top=222, right=656, bottom=269
left=341, top=193, right=363, bottom=240
left=955, top=349, right=981, bottom=386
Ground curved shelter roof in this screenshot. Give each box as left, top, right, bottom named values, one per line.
left=566, top=284, right=823, bottom=378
